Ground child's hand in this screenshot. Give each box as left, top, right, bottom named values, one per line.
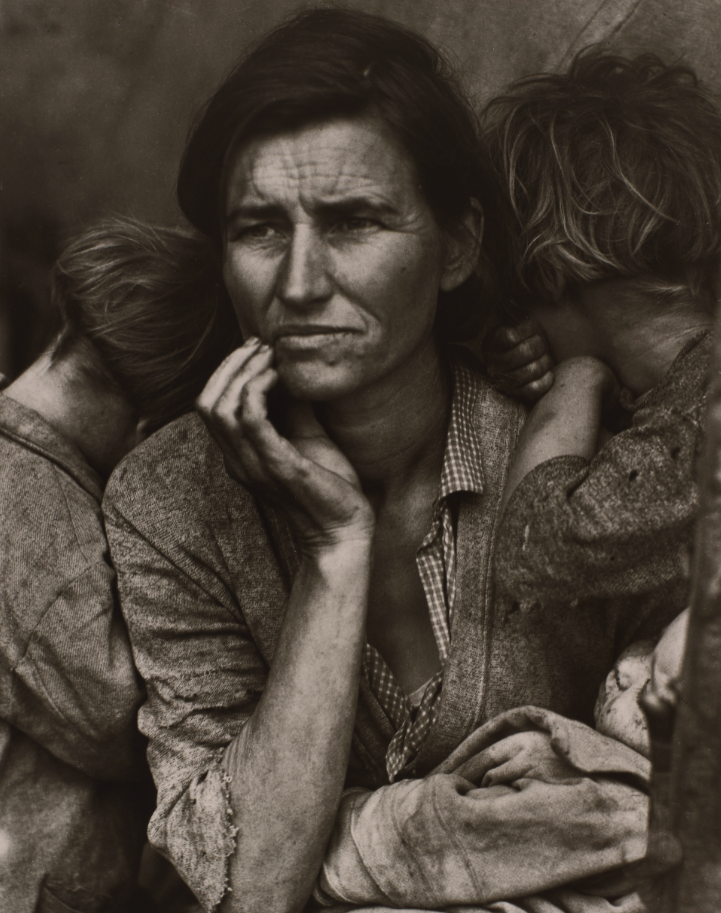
left=482, top=318, right=554, bottom=403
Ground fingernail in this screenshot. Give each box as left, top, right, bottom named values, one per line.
left=245, top=336, right=260, bottom=346
left=259, top=343, right=272, bottom=353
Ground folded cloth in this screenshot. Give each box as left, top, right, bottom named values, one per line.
left=317, top=894, right=645, bottom=913
left=315, top=706, right=650, bottom=912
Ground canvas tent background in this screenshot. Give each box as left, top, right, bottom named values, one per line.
left=1, top=0, right=720, bottom=377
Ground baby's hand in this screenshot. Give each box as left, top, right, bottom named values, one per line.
left=639, top=609, right=689, bottom=742
left=482, top=318, right=554, bottom=403
left=650, top=609, right=689, bottom=707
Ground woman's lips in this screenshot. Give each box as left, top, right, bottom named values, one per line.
left=274, top=328, right=358, bottom=350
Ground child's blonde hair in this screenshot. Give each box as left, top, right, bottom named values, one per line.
left=483, top=49, right=721, bottom=307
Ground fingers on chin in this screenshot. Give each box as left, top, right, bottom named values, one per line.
left=198, top=345, right=273, bottom=413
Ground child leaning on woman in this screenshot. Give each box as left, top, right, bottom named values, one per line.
left=0, top=218, right=239, bottom=913
left=482, top=48, right=721, bottom=756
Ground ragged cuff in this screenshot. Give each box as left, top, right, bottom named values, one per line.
left=150, top=761, right=238, bottom=912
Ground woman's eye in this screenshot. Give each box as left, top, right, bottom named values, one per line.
left=335, top=216, right=378, bottom=232
left=237, top=224, right=282, bottom=242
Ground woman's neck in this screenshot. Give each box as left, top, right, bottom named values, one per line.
left=316, top=337, right=451, bottom=499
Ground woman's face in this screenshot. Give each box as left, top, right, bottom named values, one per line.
left=222, top=116, right=461, bottom=401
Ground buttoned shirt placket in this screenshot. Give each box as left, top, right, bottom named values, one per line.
left=361, top=359, right=485, bottom=781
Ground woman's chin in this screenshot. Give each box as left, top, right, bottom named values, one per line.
left=276, top=361, right=360, bottom=402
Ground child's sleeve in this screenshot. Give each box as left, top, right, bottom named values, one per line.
left=495, top=393, right=704, bottom=606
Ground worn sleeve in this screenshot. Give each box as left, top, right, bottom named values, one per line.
left=3, top=561, right=146, bottom=781
left=495, top=397, right=703, bottom=605
left=103, top=489, right=269, bottom=912
left=316, top=708, right=650, bottom=910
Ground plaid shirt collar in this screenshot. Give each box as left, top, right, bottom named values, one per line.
left=437, top=355, right=485, bottom=503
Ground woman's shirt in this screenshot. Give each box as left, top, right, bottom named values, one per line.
left=103, top=351, right=684, bottom=911
left=363, top=357, right=485, bottom=781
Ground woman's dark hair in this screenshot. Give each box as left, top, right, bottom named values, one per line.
left=483, top=48, right=721, bottom=307
left=52, top=218, right=241, bottom=433
left=178, top=7, right=508, bottom=341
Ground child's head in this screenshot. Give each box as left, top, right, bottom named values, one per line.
left=483, top=49, right=721, bottom=309
left=51, top=218, right=241, bottom=434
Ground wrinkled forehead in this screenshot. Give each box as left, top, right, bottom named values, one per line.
left=221, top=116, right=420, bottom=215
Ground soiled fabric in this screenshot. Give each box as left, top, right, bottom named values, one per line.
left=0, top=394, right=150, bottom=913
left=103, top=351, right=682, bottom=912
left=315, top=706, right=649, bottom=912
left=317, top=896, right=643, bottom=913
left=495, top=333, right=710, bottom=610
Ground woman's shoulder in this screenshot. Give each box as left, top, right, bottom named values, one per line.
left=104, top=411, right=256, bottom=532
left=452, top=345, right=528, bottom=425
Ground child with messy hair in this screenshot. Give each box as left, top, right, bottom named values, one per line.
left=482, top=50, right=721, bottom=754
left=0, top=218, right=240, bottom=912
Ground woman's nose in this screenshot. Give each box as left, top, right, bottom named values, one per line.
left=277, top=225, right=332, bottom=309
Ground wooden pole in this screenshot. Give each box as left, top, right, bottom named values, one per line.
left=646, top=309, right=721, bottom=910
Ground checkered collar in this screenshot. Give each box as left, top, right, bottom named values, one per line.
left=438, top=354, right=486, bottom=501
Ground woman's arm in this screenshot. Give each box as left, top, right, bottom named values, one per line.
left=221, top=540, right=371, bottom=913
left=316, top=712, right=650, bottom=909
left=195, top=340, right=376, bottom=913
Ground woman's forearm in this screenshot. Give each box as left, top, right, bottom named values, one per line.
left=221, top=535, right=372, bottom=913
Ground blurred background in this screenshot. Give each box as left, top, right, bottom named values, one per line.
left=2, top=0, right=720, bottom=379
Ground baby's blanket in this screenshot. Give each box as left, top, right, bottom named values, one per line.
left=315, top=706, right=651, bottom=912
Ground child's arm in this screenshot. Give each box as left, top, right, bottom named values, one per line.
left=483, top=318, right=555, bottom=402
left=495, top=356, right=705, bottom=612
left=499, top=356, right=618, bottom=515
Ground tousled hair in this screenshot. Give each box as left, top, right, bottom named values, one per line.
left=482, top=48, right=721, bottom=307
left=52, top=218, right=241, bottom=433
left=177, top=7, right=509, bottom=341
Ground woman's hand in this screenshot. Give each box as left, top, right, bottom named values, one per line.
left=196, top=337, right=375, bottom=552
left=482, top=317, right=555, bottom=402
left=472, top=731, right=579, bottom=788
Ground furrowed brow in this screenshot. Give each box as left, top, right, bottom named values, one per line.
left=315, top=196, right=399, bottom=218
left=225, top=203, right=285, bottom=224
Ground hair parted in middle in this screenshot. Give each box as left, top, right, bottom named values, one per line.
left=177, top=6, right=510, bottom=341
left=482, top=48, right=721, bottom=306
left=52, top=218, right=241, bottom=433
